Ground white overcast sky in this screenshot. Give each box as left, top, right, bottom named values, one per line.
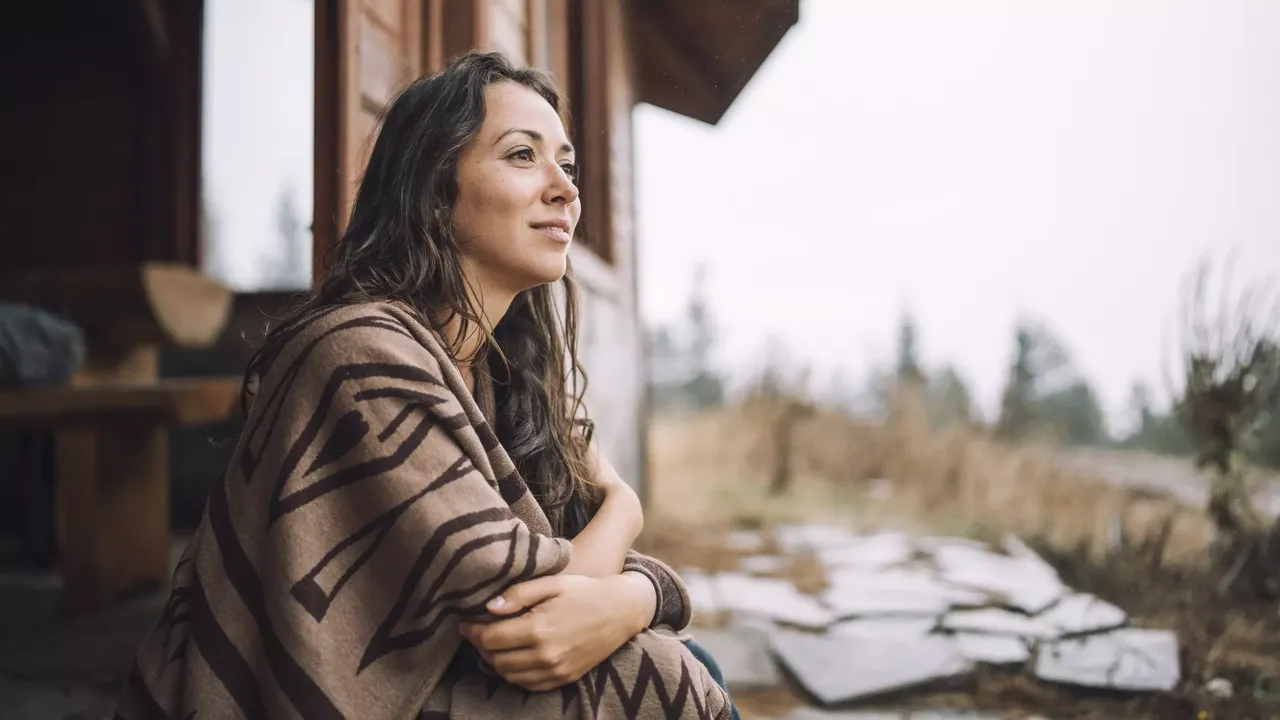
left=202, top=0, right=1280, bottom=426
left=635, top=0, right=1280, bottom=424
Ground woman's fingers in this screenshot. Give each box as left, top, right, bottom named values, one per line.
left=461, top=614, right=537, bottom=651
left=487, top=576, right=564, bottom=614
left=500, top=667, right=578, bottom=693
left=486, top=647, right=544, bottom=673
left=485, top=646, right=582, bottom=691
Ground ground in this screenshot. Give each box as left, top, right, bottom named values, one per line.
left=639, top=405, right=1280, bottom=719
left=0, top=540, right=168, bottom=719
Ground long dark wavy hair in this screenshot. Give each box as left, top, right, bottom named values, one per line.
left=242, top=51, right=596, bottom=537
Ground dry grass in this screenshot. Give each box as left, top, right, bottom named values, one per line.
left=647, top=394, right=1214, bottom=560
left=641, top=395, right=1280, bottom=719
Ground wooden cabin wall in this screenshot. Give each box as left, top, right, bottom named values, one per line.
left=0, top=2, right=201, bottom=270
left=0, top=2, right=202, bottom=545
left=0, top=13, right=144, bottom=267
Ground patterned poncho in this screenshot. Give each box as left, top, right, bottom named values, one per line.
left=115, top=301, right=729, bottom=719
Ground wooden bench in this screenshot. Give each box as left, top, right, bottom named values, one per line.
left=0, top=263, right=239, bottom=612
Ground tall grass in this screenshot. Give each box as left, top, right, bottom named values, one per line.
left=647, top=390, right=1214, bottom=563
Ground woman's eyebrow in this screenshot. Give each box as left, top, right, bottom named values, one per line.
left=493, top=128, right=574, bottom=155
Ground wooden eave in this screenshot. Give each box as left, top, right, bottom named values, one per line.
left=627, top=0, right=799, bottom=125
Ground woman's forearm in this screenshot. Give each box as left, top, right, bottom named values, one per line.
left=562, top=480, right=642, bottom=576
left=560, top=441, right=644, bottom=577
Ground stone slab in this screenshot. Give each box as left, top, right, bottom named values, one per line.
left=950, top=632, right=1032, bottom=665
left=688, top=627, right=780, bottom=689
left=777, top=524, right=861, bottom=554
left=1035, top=593, right=1126, bottom=636
left=828, top=617, right=938, bottom=638
left=931, top=543, right=1064, bottom=615
left=815, top=533, right=916, bottom=571
left=740, top=555, right=792, bottom=575
left=940, top=608, right=1061, bottom=640
left=683, top=568, right=721, bottom=616
left=770, top=630, right=972, bottom=705
left=714, top=573, right=834, bottom=629
left=1034, top=628, right=1180, bottom=692
left=726, top=530, right=769, bottom=554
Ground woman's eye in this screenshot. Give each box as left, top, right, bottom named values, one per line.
left=561, top=163, right=578, bottom=181
left=510, top=148, right=535, bottom=162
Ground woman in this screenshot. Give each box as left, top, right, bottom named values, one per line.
left=116, top=52, right=738, bottom=719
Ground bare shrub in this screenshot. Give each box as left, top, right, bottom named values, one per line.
left=1169, top=255, right=1280, bottom=598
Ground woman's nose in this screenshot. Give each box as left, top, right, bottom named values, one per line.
left=546, top=165, right=579, bottom=205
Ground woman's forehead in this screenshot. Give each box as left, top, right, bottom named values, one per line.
left=480, top=82, right=569, bottom=144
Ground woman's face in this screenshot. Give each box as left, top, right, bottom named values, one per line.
left=452, top=81, right=581, bottom=299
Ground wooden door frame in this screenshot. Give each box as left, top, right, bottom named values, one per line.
left=312, top=0, right=342, bottom=282
left=171, top=0, right=204, bottom=268
left=129, top=0, right=204, bottom=267
left=565, top=0, right=613, bottom=266
left=313, top=0, right=478, bottom=283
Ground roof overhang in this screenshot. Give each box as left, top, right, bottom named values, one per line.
left=627, top=0, right=800, bottom=125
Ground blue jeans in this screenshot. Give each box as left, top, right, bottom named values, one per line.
left=683, top=640, right=743, bottom=720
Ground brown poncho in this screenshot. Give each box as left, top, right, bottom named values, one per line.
left=115, top=302, right=729, bottom=719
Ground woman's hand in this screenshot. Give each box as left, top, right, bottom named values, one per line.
left=586, top=439, right=627, bottom=492
left=459, top=572, right=657, bottom=691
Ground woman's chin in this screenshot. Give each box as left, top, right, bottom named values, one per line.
left=512, top=254, right=569, bottom=289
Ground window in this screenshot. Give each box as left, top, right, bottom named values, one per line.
left=201, top=0, right=315, bottom=292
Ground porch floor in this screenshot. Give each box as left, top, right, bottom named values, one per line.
left=0, top=536, right=181, bottom=720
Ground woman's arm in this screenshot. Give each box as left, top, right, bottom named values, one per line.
left=558, top=441, right=692, bottom=631
left=575, top=442, right=692, bottom=632
left=560, top=442, right=643, bottom=576
left=499, top=438, right=689, bottom=635
left=468, top=444, right=696, bottom=692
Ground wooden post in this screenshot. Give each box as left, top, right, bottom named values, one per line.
left=56, top=422, right=170, bottom=611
